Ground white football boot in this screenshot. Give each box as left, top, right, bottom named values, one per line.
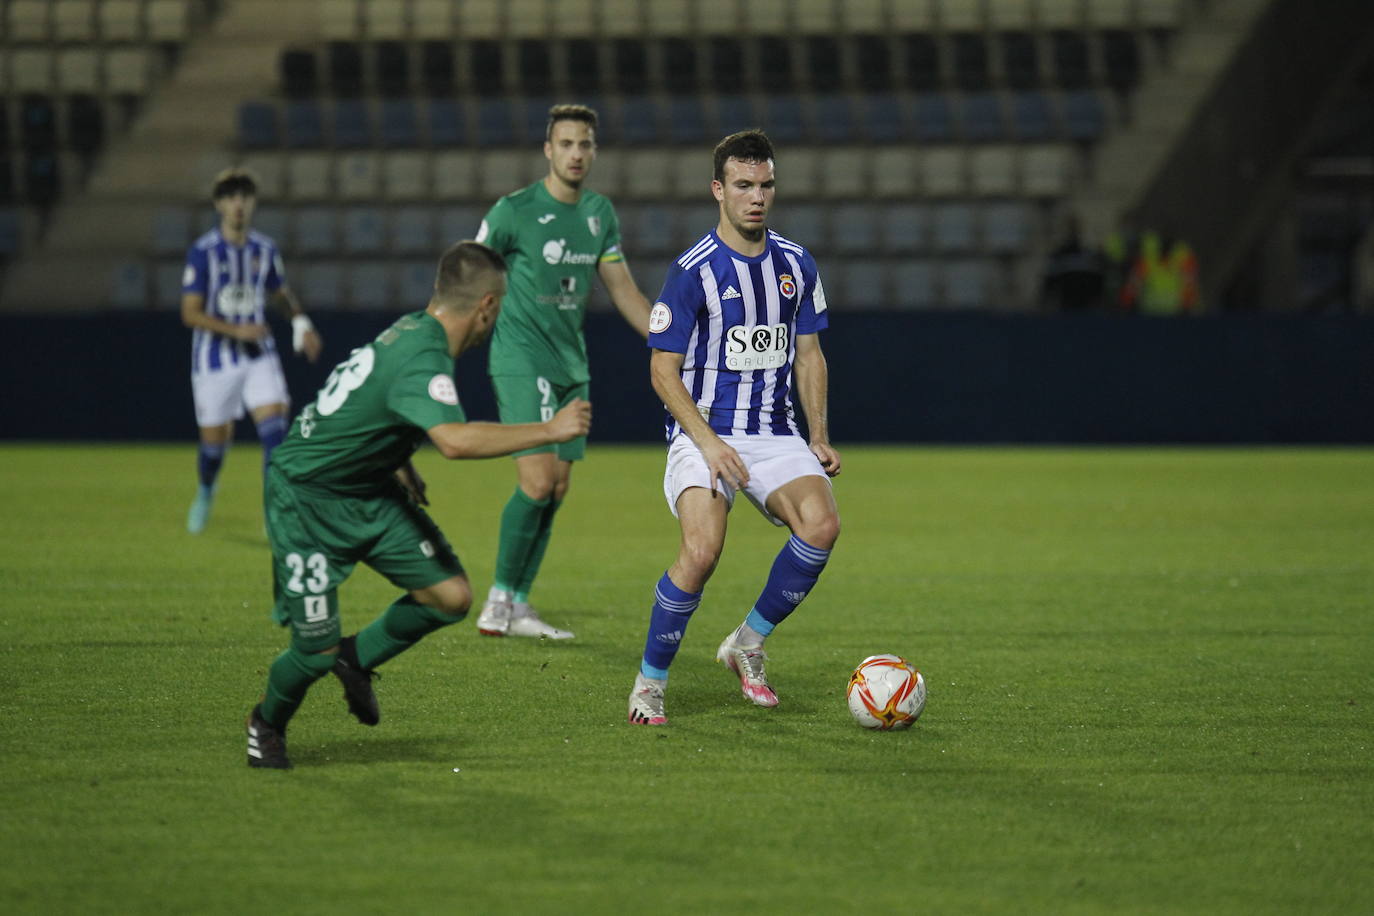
left=476, top=590, right=513, bottom=636
left=627, top=672, right=668, bottom=725
left=716, top=635, right=779, bottom=707
left=506, top=602, right=575, bottom=640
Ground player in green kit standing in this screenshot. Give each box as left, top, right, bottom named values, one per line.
left=473, top=103, right=652, bottom=639
left=245, top=241, right=592, bottom=769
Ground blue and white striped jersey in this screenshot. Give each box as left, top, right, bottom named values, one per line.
left=183, top=228, right=286, bottom=374
left=648, top=228, right=829, bottom=440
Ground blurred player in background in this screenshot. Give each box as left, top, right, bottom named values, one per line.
left=472, top=104, right=652, bottom=639
left=245, top=241, right=591, bottom=769
left=181, top=167, right=322, bottom=533
left=628, top=130, right=842, bottom=726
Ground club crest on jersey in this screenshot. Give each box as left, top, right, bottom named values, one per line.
left=587, top=216, right=601, bottom=236
left=778, top=274, right=797, bottom=299
left=649, top=302, right=672, bottom=334
left=428, top=374, right=458, bottom=406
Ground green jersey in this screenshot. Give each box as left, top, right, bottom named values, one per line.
left=272, top=312, right=465, bottom=496
left=476, top=180, right=624, bottom=384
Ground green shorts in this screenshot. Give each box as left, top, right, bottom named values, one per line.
left=491, top=374, right=589, bottom=461
left=264, top=468, right=464, bottom=651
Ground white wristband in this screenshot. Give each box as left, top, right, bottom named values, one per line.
left=291, top=314, right=314, bottom=352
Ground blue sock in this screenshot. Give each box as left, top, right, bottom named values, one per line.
left=641, top=572, right=701, bottom=681
left=747, top=535, right=832, bottom=635
left=197, top=443, right=226, bottom=489
left=256, top=414, right=288, bottom=473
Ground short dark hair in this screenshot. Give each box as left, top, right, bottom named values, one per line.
left=546, top=103, right=598, bottom=142
left=435, top=241, right=507, bottom=307
left=713, top=129, right=774, bottom=183
left=211, top=167, right=258, bottom=200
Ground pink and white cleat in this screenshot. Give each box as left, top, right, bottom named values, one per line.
left=716, top=638, right=779, bottom=708
left=628, top=673, right=668, bottom=725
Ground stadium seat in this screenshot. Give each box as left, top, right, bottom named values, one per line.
left=67, top=94, right=106, bottom=155
left=23, top=151, right=61, bottom=207
left=328, top=42, right=364, bottom=97
left=618, top=96, right=661, bottom=146
left=319, top=0, right=359, bottom=40
left=903, top=34, right=941, bottom=92
left=517, top=39, right=553, bottom=95
left=284, top=101, right=325, bottom=149
left=805, top=36, right=843, bottom=93
left=566, top=38, right=602, bottom=95
left=238, top=101, right=280, bottom=150
left=1039, top=0, right=1086, bottom=28
left=627, top=202, right=677, bottom=256
left=0, top=207, right=21, bottom=256
left=871, top=148, right=920, bottom=198
left=378, top=99, right=419, bottom=148
left=1010, top=91, right=1055, bottom=141
left=831, top=204, right=879, bottom=255
left=428, top=99, right=465, bottom=146
left=11, top=50, right=55, bottom=94
left=145, top=0, right=190, bottom=42
left=714, top=94, right=756, bottom=136
left=343, top=206, right=386, bottom=254
left=881, top=203, right=932, bottom=254
left=296, top=261, right=344, bottom=308
left=775, top=202, right=827, bottom=249
left=432, top=152, right=477, bottom=199
left=755, top=37, right=793, bottom=93
left=862, top=93, right=910, bottom=143
left=940, top=0, right=986, bottom=31
left=890, top=260, right=940, bottom=309
left=437, top=204, right=484, bottom=244
left=952, top=32, right=991, bottom=92
left=663, top=38, right=698, bottom=95
left=397, top=260, right=436, bottom=306
left=20, top=95, right=57, bottom=152
left=670, top=149, right=705, bottom=200
left=349, top=261, right=392, bottom=309
left=479, top=149, right=526, bottom=200
left=969, top=146, right=1018, bottom=196
left=1051, top=30, right=1091, bottom=89
left=363, top=0, right=406, bottom=40
left=667, top=96, right=708, bottom=145
left=468, top=40, right=504, bottom=96
left=921, top=147, right=966, bottom=196
left=475, top=98, right=516, bottom=146
left=959, top=92, right=1008, bottom=142
left=982, top=201, right=1034, bottom=253
left=287, top=153, right=332, bottom=200
left=999, top=31, right=1041, bottom=90
left=1061, top=89, right=1107, bottom=142
left=913, top=93, right=955, bottom=143
left=837, top=259, right=889, bottom=309
left=332, top=99, right=372, bottom=148
left=0, top=158, right=16, bottom=206
left=108, top=260, right=148, bottom=309
left=812, top=94, right=857, bottom=145
left=1088, top=0, right=1133, bottom=28
left=854, top=35, right=894, bottom=92
left=154, top=261, right=185, bottom=309
left=458, top=0, right=502, bottom=39
left=818, top=147, right=867, bottom=199
left=840, top=0, right=886, bottom=31
left=56, top=49, right=101, bottom=94
left=337, top=152, right=381, bottom=199
left=251, top=205, right=289, bottom=243
left=520, top=96, right=553, bottom=145
left=420, top=42, right=455, bottom=95
left=1102, top=29, right=1143, bottom=95
left=988, top=0, right=1033, bottom=30
left=707, top=39, right=745, bottom=94
left=612, top=38, right=648, bottom=88
left=375, top=41, right=410, bottom=96
left=54, top=1, right=97, bottom=42
left=506, top=0, right=547, bottom=38
left=391, top=206, right=434, bottom=254
left=293, top=207, right=337, bottom=254
left=1021, top=144, right=1073, bottom=197
left=933, top=203, right=979, bottom=253
left=623, top=150, right=674, bottom=200
left=945, top=258, right=1000, bottom=308
left=104, top=48, right=150, bottom=96
left=412, top=0, right=452, bottom=38
left=762, top=95, right=808, bottom=144
left=279, top=49, right=318, bottom=99
left=382, top=151, right=429, bottom=200
left=99, top=0, right=142, bottom=41
left=151, top=206, right=190, bottom=256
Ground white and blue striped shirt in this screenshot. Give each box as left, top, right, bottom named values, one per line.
left=648, top=228, right=829, bottom=440
left=183, top=228, right=286, bottom=374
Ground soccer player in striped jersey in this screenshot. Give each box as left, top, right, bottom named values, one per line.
left=181, top=168, right=322, bottom=534
left=472, top=104, right=652, bottom=640
left=628, top=130, right=842, bottom=726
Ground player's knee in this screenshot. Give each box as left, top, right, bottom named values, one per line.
left=806, top=513, right=841, bottom=550
left=519, top=477, right=558, bottom=502
left=679, top=540, right=722, bottom=582
left=285, top=642, right=339, bottom=678
left=427, top=578, right=472, bottom=619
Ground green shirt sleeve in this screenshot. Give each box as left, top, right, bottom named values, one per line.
left=387, top=352, right=467, bottom=431
left=477, top=197, right=518, bottom=256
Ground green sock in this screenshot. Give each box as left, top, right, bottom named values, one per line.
left=494, top=487, right=551, bottom=593
left=354, top=595, right=462, bottom=670
left=516, top=498, right=562, bottom=597
left=260, top=646, right=336, bottom=729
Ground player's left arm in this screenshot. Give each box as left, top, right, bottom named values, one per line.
left=793, top=333, right=841, bottom=477
left=270, top=285, right=323, bottom=363
left=598, top=259, right=652, bottom=339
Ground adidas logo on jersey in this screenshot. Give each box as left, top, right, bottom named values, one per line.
left=721, top=285, right=742, bottom=300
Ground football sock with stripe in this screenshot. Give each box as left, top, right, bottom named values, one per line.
left=744, top=535, right=832, bottom=638
left=255, top=414, right=288, bottom=473
left=641, top=572, right=702, bottom=681
left=260, top=645, right=336, bottom=729
left=197, top=443, right=226, bottom=489
left=354, top=595, right=464, bottom=670
left=515, top=498, right=562, bottom=598
left=494, top=487, right=551, bottom=594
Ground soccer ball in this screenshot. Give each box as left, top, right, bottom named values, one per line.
left=846, top=654, right=926, bottom=730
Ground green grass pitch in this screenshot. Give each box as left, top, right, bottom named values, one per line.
left=2, top=444, right=1372, bottom=913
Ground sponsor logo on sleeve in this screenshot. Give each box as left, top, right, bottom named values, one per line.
left=649, top=302, right=673, bottom=334
left=428, top=374, right=458, bottom=405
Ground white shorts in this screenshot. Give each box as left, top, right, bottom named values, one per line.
left=663, top=433, right=830, bottom=527
left=191, top=355, right=289, bottom=427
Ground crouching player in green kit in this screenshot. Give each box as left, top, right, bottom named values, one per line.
left=245, top=241, right=591, bottom=769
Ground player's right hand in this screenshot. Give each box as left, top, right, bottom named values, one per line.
left=548, top=398, right=592, bottom=442
left=700, top=437, right=750, bottom=494
left=230, top=322, right=271, bottom=343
